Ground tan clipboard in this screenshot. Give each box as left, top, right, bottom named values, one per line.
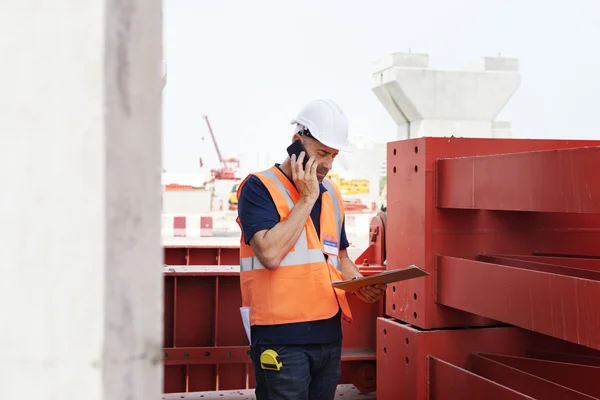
left=331, top=265, right=428, bottom=292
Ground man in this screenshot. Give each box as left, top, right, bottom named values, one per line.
left=236, top=99, right=386, bottom=400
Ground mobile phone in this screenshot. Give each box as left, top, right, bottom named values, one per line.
left=286, top=140, right=309, bottom=169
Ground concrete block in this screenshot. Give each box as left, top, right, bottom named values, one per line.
left=372, top=52, right=521, bottom=139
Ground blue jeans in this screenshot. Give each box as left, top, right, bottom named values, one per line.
left=250, top=341, right=342, bottom=400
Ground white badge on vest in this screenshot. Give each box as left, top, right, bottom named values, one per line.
left=322, top=234, right=339, bottom=256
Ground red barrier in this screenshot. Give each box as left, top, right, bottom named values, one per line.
left=163, top=244, right=384, bottom=394
left=200, top=216, right=213, bottom=237
left=173, top=216, right=186, bottom=237
left=170, top=216, right=215, bottom=238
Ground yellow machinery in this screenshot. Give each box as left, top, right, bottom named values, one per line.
left=227, top=173, right=369, bottom=210
left=326, top=172, right=369, bottom=196
left=228, top=182, right=240, bottom=210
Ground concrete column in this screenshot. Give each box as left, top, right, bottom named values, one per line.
left=0, top=1, right=163, bottom=399
left=372, top=52, right=520, bottom=139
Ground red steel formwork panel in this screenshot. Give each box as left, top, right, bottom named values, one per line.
left=385, top=137, right=600, bottom=329
left=380, top=138, right=600, bottom=399
left=377, top=318, right=600, bottom=399
left=434, top=145, right=600, bottom=349
left=162, top=244, right=384, bottom=394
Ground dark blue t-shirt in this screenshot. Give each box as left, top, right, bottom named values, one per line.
left=237, top=164, right=350, bottom=346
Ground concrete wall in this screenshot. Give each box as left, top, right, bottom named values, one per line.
left=0, top=1, right=163, bottom=398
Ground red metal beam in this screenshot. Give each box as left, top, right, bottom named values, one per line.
left=476, top=254, right=600, bottom=280
left=428, top=356, right=534, bottom=399
left=469, top=353, right=595, bottom=399
left=164, top=346, right=250, bottom=365
left=486, top=254, right=600, bottom=273
left=527, top=349, right=600, bottom=366
left=163, top=346, right=375, bottom=365
left=436, top=146, right=600, bottom=213
left=481, top=354, right=600, bottom=398
left=436, top=255, right=600, bottom=350
left=164, top=244, right=240, bottom=266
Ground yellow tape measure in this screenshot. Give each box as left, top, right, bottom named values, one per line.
left=260, top=349, right=283, bottom=371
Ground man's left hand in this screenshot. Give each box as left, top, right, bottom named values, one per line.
left=355, top=283, right=387, bottom=304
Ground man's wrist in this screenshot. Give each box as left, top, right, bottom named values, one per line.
left=298, top=196, right=318, bottom=207
left=293, top=197, right=316, bottom=219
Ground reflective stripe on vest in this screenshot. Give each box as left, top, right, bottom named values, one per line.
left=237, top=166, right=353, bottom=326
left=321, top=177, right=343, bottom=271
left=321, top=177, right=343, bottom=239
left=240, top=169, right=344, bottom=273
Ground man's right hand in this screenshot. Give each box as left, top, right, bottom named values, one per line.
left=290, top=151, right=319, bottom=203
left=247, top=151, right=319, bottom=269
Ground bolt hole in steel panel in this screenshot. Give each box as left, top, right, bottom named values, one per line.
left=162, top=246, right=383, bottom=394
left=386, top=137, right=600, bottom=330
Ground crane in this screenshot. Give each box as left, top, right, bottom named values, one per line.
left=202, top=115, right=240, bottom=182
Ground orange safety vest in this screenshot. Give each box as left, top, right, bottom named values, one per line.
left=236, top=166, right=353, bottom=326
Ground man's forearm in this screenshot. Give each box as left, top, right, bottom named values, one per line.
left=250, top=197, right=315, bottom=269
left=339, top=251, right=363, bottom=280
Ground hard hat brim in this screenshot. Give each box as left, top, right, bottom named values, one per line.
left=290, top=119, right=352, bottom=152
left=316, top=137, right=352, bottom=152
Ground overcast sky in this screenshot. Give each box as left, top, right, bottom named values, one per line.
left=162, top=0, right=599, bottom=174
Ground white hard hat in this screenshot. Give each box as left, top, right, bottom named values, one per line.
left=290, top=99, right=350, bottom=151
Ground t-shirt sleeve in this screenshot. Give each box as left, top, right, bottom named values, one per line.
left=237, top=175, right=281, bottom=245
left=339, top=217, right=350, bottom=250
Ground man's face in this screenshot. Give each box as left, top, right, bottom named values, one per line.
left=298, top=136, right=339, bottom=182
